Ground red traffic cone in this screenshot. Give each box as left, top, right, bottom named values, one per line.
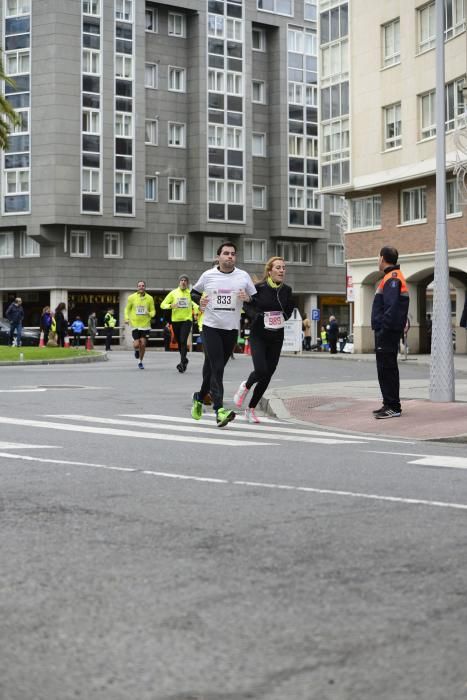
left=39, top=331, right=45, bottom=348
left=64, top=335, right=70, bottom=348
left=85, top=336, right=92, bottom=351
left=245, top=338, right=251, bottom=355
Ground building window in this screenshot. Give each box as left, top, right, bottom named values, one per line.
left=12, top=108, right=29, bottom=134
left=289, top=134, right=304, bottom=156
left=321, top=40, right=349, bottom=82
left=252, top=185, right=267, bottom=209
left=289, top=186, right=305, bottom=209
left=227, top=181, right=243, bottom=204
left=145, top=176, right=158, bottom=201
left=383, top=103, right=402, bottom=150
left=168, top=12, right=186, bottom=37
left=418, top=2, right=435, bottom=53
left=252, top=27, right=266, bottom=51
left=382, top=18, right=400, bottom=68
left=244, top=238, right=266, bottom=263
left=304, top=0, right=317, bottom=21
left=104, top=231, right=122, bottom=258
left=350, top=195, right=381, bottom=230
left=83, top=0, right=100, bottom=16
left=257, top=0, right=293, bottom=17
left=0, top=232, right=14, bottom=257
left=6, top=0, right=31, bottom=17
left=168, top=66, right=186, bottom=92
left=208, top=124, right=224, bottom=147
left=168, top=178, right=186, bottom=203
left=208, top=13, right=224, bottom=37
left=115, top=172, right=132, bottom=196
left=208, top=68, right=225, bottom=92
left=5, top=170, right=29, bottom=194
left=115, top=0, right=132, bottom=21
left=145, top=7, right=157, bottom=32
left=82, top=48, right=100, bottom=74
left=420, top=90, right=436, bottom=139
left=70, top=230, right=90, bottom=257
left=252, top=80, right=266, bottom=103
left=445, top=0, right=465, bottom=40
left=115, top=54, right=133, bottom=79
left=446, top=179, right=461, bottom=216
left=168, top=122, right=186, bottom=148
left=276, top=241, right=312, bottom=264
left=226, top=72, right=242, bottom=95
left=446, top=77, right=465, bottom=131
left=327, top=244, right=344, bottom=266
left=208, top=179, right=225, bottom=203
left=82, top=109, right=100, bottom=134
left=401, top=187, right=427, bottom=224
left=5, top=49, right=29, bottom=75
left=144, top=63, right=157, bottom=88
left=168, top=234, right=186, bottom=260
left=145, top=119, right=158, bottom=145
left=82, top=168, right=100, bottom=194
left=252, top=132, right=266, bottom=157
left=203, top=236, right=224, bottom=261
left=227, top=126, right=243, bottom=149
left=115, top=112, right=133, bottom=137
left=328, top=194, right=346, bottom=216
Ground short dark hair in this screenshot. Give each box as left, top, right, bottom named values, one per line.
left=216, top=241, right=237, bottom=256
left=380, top=246, right=398, bottom=265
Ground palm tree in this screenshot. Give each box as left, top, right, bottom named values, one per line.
left=0, top=49, right=19, bottom=149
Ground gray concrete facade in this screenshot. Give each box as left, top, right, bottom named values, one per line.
left=0, top=0, right=346, bottom=335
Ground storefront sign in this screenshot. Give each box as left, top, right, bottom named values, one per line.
left=346, top=275, right=354, bottom=302
left=282, top=308, right=302, bottom=353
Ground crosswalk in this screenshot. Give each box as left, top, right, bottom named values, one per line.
left=0, top=412, right=412, bottom=449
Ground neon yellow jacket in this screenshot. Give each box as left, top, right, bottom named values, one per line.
left=124, top=292, right=155, bottom=329
left=160, top=287, right=199, bottom=322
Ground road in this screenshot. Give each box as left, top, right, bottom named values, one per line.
left=1, top=352, right=467, bottom=700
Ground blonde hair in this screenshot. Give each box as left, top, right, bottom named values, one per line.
left=260, top=256, right=285, bottom=283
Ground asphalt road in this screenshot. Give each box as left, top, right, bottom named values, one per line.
left=1, top=352, right=467, bottom=700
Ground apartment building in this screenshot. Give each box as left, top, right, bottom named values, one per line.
left=319, top=0, right=467, bottom=353
left=0, top=0, right=348, bottom=341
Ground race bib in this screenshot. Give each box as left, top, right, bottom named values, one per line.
left=136, top=305, right=147, bottom=315
left=264, top=311, right=284, bottom=330
left=177, top=297, right=189, bottom=308
left=212, top=289, right=236, bottom=312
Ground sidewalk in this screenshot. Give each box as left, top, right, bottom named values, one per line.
left=262, top=353, right=467, bottom=443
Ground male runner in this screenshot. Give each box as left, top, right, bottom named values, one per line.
left=124, top=280, right=155, bottom=369
left=190, top=242, right=256, bottom=427
left=160, top=275, right=198, bottom=373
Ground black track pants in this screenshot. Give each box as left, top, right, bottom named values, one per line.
left=172, top=320, right=192, bottom=364
left=246, top=331, right=283, bottom=408
left=199, top=325, right=238, bottom=411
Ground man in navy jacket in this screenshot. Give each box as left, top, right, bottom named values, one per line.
left=371, top=247, right=409, bottom=419
left=5, top=297, right=24, bottom=347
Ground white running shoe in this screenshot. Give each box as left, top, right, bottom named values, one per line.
left=245, top=408, right=260, bottom=424
left=234, top=380, right=250, bottom=408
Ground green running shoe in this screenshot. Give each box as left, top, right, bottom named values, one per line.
left=191, top=392, right=203, bottom=420
left=216, top=407, right=235, bottom=428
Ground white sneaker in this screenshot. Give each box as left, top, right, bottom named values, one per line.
left=245, top=408, right=260, bottom=424
left=234, top=380, right=250, bottom=408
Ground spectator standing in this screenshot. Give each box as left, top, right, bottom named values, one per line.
left=326, top=315, right=339, bottom=354
left=54, top=303, right=67, bottom=347
left=87, top=311, right=98, bottom=349
left=320, top=326, right=328, bottom=351
left=103, top=307, right=117, bottom=351
left=6, top=297, right=24, bottom=346
left=40, top=305, right=52, bottom=345
left=70, top=316, right=85, bottom=347
left=302, top=313, right=311, bottom=350
left=371, top=246, right=409, bottom=419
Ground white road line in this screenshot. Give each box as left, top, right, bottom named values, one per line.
left=0, top=416, right=274, bottom=448
left=368, top=450, right=467, bottom=471
left=1, top=452, right=467, bottom=512
left=123, top=413, right=409, bottom=444
left=0, top=442, right=59, bottom=450
left=47, top=414, right=365, bottom=445
left=0, top=388, right=47, bottom=393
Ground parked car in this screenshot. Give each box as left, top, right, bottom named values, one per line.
left=0, top=318, right=40, bottom=346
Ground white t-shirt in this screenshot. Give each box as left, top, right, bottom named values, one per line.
left=193, top=267, right=256, bottom=331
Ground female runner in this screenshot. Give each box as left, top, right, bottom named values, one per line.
left=234, top=256, right=294, bottom=423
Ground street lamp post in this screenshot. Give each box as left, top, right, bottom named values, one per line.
left=429, top=0, right=455, bottom=402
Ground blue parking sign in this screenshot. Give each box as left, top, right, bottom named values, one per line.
left=311, top=309, right=320, bottom=321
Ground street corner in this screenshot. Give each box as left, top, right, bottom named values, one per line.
left=277, top=395, right=467, bottom=443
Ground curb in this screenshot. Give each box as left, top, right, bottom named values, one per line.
left=0, top=352, right=108, bottom=367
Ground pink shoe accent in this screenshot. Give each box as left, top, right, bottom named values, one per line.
left=245, top=408, right=260, bottom=424
left=234, top=381, right=249, bottom=408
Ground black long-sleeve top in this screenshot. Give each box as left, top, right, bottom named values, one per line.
left=243, top=281, right=294, bottom=337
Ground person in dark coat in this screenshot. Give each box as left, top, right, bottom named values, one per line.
left=6, top=297, right=24, bottom=346
left=54, top=303, right=67, bottom=347
left=326, top=315, right=339, bottom=354
left=40, top=305, right=53, bottom=345
left=371, top=246, right=409, bottom=419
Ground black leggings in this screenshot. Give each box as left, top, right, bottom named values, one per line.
left=246, top=331, right=284, bottom=408
left=172, top=320, right=192, bottom=363
left=199, top=325, right=238, bottom=411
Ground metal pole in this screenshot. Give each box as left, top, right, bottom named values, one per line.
left=429, top=0, right=455, bottom=401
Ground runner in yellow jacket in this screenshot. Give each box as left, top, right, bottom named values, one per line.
left=124, top=280, right=155, bottom=369
left=160, top=274, right=199, bottom=373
